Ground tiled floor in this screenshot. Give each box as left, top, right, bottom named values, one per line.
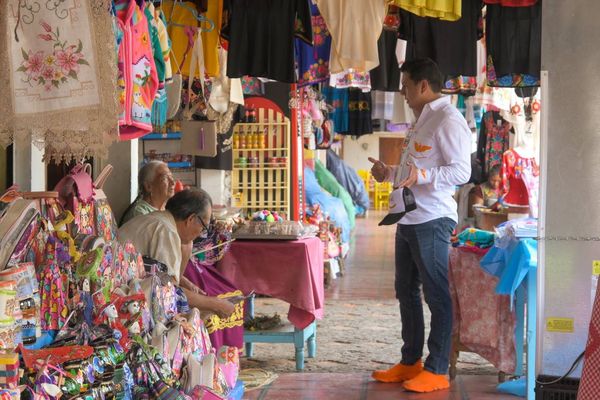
left=244, top=373, right=514, bottom=399
left=242, top=212, right=516, bottom=399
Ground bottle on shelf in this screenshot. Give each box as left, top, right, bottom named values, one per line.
left=240, top=131, right=247, bottom=149
left=233, top=132, right=239, bottom=149
left=260, top=127, right=267, bottom=149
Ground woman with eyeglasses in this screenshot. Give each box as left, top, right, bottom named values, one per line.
left=118, top=189, right=236, bottom=319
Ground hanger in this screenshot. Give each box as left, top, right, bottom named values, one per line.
left=165, top=0, right=215, bottom=32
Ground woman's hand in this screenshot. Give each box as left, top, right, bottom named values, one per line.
left=181, top=276, right=207, bottom=295
left=213, top=298, right=236, bottom=319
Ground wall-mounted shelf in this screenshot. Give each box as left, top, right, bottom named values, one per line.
left=140, top=130, right=197, bottom=187
left=233, top=148, right=288, bottom=152
left=142, top=132, right=182, bottom=140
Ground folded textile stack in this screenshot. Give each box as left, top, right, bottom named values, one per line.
left=498, top=218, right=538, bottom=239
left=0, top=352, right=18, bottom=388
left=457, top=228, right=496, bottom=249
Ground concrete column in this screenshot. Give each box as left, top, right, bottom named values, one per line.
left=97, top=139, right=138, bottom=221
left=13, top=134, right=45, bottom=191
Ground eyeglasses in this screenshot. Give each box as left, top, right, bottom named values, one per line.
left=196, top=214, right=214, bottom=237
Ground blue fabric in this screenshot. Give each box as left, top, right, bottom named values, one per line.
left=497, top=377, right=526, bottom=397
left=227, top=380, right=244, bottom=400
left=304, top=167, right=350, bottom=243
left=325, top=149, right=370, bottom=210
left=480, top=238, right=537, bottom=302
left=395, top=218, right=456, bottom=374
left=24, top=330, right=56, bottom=349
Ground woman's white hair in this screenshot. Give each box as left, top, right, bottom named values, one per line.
left=139, top=160, right=167, bottom=197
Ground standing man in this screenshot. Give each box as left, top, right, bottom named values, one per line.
left=369, top=58, right=471, bottom=393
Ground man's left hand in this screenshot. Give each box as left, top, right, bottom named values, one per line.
left=398, top=163, right=419, bottom=188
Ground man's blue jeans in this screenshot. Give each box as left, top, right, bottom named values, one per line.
left=395, top=217, right=456, bottom=374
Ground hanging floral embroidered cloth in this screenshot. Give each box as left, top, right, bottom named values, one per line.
left=0, top=0, right=119, bottom=161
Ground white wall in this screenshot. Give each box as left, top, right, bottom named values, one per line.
left=539, top=0, right=600, bottom=378
left=342, top=133, right=405, bottom=172
left=101, top=139, right=138, bottom=222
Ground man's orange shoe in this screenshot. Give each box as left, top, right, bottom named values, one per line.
left=371, top=361, right=423, bottom=383
left=402, top=370, right=450, bottom=393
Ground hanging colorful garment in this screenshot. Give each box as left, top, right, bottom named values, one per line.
left=329, top=70, right=371, bottom=92
left=400, top=0, right=483, bottom=82
left=296, top=0, right=332, bottom=87
left=501, top=149, right=539, bottom=217
left=346, top=88, right=373, bottom=136
left=114, top=0, right=159, bottom=140
left=144, top=3, right=168, bottom=131
left=315, top=0, right=386, bottom=74
left=0, top=0, right=119, bottom=161
left=322, top=86, right=349, bottom=134
left=476, top=111, right=511, bottom=178
left=485, top=2, right=541, bottom=87
left=395, top=0, right=462, bottom=21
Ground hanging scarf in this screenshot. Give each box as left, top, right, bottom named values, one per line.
left=0, top=0, right=119, bottom=161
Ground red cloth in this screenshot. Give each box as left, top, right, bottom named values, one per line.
left=483, top=0, right=538, bottom=5
left=217, top=237, right=324, bottom=329
left=449, top=247, right=517, bottom=373
left=578, top=287, right=600, bottom=399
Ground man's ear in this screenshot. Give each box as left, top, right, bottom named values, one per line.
left=420, top=79, right=429, bottom=94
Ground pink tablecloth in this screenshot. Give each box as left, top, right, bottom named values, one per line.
left=449, top=247, right=517, bottom=373
left=217, top=237, right=324, bottom=329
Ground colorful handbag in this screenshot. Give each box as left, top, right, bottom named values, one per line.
left=54, top=163, right=118, bottom=241
left=38, top=236, right=70, bottom=331
left=0, top=199, right=40, bottom=271
left=92, top=165, right=118, bottom=242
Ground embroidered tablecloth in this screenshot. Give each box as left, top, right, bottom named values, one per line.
left=449, top=247, right=517, bottom=373
left=218, top=237, right=324, bottom=329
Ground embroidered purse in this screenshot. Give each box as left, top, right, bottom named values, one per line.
left=0, top=199, right=40, bottom=270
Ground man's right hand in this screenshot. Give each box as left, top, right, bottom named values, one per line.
left=368, top=157, right=388, bottom=182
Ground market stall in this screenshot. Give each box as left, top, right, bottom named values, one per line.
left=0, top=0, right=561, bottom=398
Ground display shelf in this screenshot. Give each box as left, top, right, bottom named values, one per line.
left=233, top=167, right=287, bottom=171
left=232, top=110, right=291, bottom=216
left=141, top=129, right=197, bottom=187
left=233, top=186, right=289, bottom=190
left=233, top=148, right=288, bottom=152
left=142, top=132, right=182, bottom=140
left=166, top=161, right=193, bottom=169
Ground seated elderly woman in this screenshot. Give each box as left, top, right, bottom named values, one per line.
left=119, top=161, right=175, bottom=226
left=118, top=189, right=236, bottom=319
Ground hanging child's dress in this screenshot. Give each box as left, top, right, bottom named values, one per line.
left=115, top=0, right=159, bottom=140
left=501, top=149, right=539, bottom=217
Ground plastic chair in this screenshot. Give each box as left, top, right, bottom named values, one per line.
left=374, top=181, right=392, bottom=210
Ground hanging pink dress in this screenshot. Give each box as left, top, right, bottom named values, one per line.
left=501, top=149, right=539, bottom=217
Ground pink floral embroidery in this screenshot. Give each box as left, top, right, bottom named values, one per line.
left=55, top=46, right=83, bottom=74
left=17, top=20, right=89, bottom=90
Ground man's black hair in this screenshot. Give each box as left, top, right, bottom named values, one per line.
left=165, top=188, right=212, bottom=221
left=400, top=58, right=444, bottom=93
